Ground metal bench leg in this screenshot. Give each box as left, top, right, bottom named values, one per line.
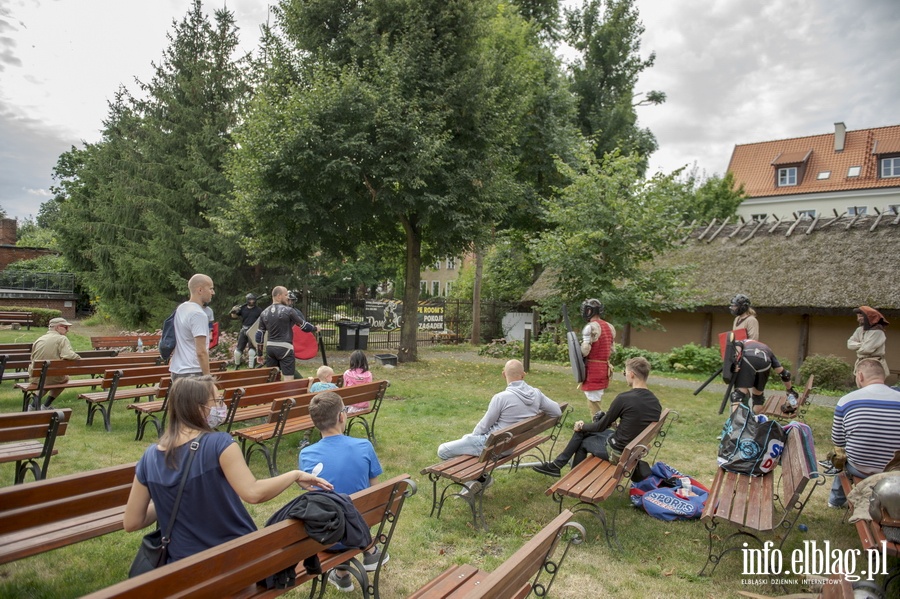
left=14, top=459, right=40, bottom=484
left=699, top=519, right=763, bottom=577
left=570, top=501, right=622, bottom=552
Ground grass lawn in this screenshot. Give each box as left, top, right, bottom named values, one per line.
left=0, top=331, right=864, bottom=598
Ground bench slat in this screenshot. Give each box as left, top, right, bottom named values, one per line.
left=408, top=565, right=483, bottom=598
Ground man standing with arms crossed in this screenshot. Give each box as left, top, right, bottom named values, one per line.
left=257, top=286, right=318, bottom=380
left=169, top=274, right=214, bottom=379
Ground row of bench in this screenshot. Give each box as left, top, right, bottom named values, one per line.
left=0, top=311, right=34, bottom=329
left=0, top=463, right=585, bottom=598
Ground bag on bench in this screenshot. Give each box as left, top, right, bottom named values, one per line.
left=630, top=461, right=709, bottom=521
left=159, top=310, right=177, bottom=362
left=718, top=404, right=785, bottom=476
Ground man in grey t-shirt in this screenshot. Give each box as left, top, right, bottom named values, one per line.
left=169, top=274, right=215, bottom=378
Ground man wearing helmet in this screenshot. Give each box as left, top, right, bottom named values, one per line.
left=230, top=292, right=263, bottom=368
left=580, top=298, right=616, bottom=417
left=729, top=293, right=759, bottom=340
left=827, top=358, right=900, bottom=509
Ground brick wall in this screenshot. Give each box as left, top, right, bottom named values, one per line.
left=0, top=218, right=16, bottom=246
left=0, top=246, right=57, bottom=270
left=0, top=296, right=77, bottom=320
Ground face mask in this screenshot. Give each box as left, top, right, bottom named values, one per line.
left=207, top=405, right=227, bottom=428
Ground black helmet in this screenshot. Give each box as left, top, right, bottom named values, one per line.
left=581, top=299, right=604, bottom=321
left=287, top=291, right=298, bottom=302
left=729, top=294, right=750, bottom=316
left=245, top=293, right=257, bottom=302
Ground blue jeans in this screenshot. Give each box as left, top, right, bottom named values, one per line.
left=438, top=434, right=488, bottom=460
left=828, top=460, right=867, bottom=507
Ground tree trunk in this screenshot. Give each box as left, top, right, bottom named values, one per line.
left=398, top=216, right=422, bottom=363
left=470, top=247, right=483, bottom=344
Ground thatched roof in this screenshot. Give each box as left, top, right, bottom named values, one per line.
left=522, top=212, right=900, bottom=313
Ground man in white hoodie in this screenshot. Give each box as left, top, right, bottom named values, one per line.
left=438, top=359, right=561, bottom=460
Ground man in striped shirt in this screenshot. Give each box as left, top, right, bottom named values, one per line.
left=828, top=358, right=900, bottom=508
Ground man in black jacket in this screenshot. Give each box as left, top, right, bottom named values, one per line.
left=257, top=286, right=317, bottom=380
left=533, top=356, right=662, bottom=477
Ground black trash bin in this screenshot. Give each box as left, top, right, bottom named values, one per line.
left=337, top=321, right=370, bottom=350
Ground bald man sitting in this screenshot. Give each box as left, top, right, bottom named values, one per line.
left=437, top=359, right=561, bottom=494
left=169, top=274, right=215, bottom=379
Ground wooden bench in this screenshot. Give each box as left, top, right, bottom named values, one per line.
left=0, top=310, right=34, bottom=330
left=0, top=409, right=71, bottom=485
left=90, top=335, right=162, bottom=351
left=16, top=354, right=162, bottom=410
left=760, top=375, right=815, bottom=421
left=233, top=381, right=390, bottom=477
left=699, top=425, right=826, bottom=576
left=409, top=509, right=585, bottom=598
left=0, top=462, right=135, bottom=564
left=82, top=474, right=415, bottom=599
left=221, top=378, right=314, bottom=431
left=78, top=361, right=228, bottom=432
left=0, top=342, right=37, bottom=352
left=837, top=471, right=900, bottom=594
left=126, top=367, right=281, bottom=440
left=422, top=403, right=571, bottom=530
left=0, top=349, right=120, bottom=385
left=545, top=408, right=676, bottom=550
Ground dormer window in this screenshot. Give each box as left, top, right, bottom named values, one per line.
left=882, top=157, right=900, bottom=178
left=778, top=167, right=797, bottom=186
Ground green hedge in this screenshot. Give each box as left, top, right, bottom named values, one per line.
left=0, top=306, right=61, bottom=328
left=799, top=354, right=854, bottom=392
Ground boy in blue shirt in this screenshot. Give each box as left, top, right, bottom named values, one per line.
left=300, top=391, right=385, bottom=592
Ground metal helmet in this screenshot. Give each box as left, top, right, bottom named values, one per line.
left=287, top=291, right=298, bottom=303
left=245, top=293, right=257, bottom=302
left=869, top=476, right=900, bottom=522
left=581, top=299, right=604, bottom=321
left=729, top=294, right=751, bottom=316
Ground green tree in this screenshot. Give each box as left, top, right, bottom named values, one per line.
left=50, top=1, right=252, bottom=325
left=534, top=149, right=692, bottom=329
left=227, top=0, right=549, bottom=361
left=681, top=171, right=747, bottom=223
left=564, top=0, right=664, bottom=172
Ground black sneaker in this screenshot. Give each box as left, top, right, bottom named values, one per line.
left=532, top=462, right=562, bottom=478
left=822, top=466, right=840, bottom=476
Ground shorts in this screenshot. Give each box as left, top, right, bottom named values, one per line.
left=733, top=353, right=771, bottom=392
left=266, top=345, right=295, bottom=377
left=584, top=389, right=605, bottom=403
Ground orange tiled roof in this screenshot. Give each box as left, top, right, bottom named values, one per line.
left=727, top=124, right=900, bottom=198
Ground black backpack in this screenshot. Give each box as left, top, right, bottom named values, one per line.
left=159, top=310, right=177, bottom=361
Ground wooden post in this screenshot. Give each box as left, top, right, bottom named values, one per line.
left=702, top=313, right=713, bottom=348
left=797, top=314, right=810, bottom=378
left=622, top=323, right=632, bottom=347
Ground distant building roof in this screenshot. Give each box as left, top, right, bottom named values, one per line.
left=728, top=123, right=900, bottom=199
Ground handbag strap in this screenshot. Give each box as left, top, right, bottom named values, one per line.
left=161, top=432, right=205, bottom=545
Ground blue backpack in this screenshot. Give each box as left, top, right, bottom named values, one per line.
left=159, top=310, right=177, bottom=361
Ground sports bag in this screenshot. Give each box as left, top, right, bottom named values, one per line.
left=718, top=404, right=786, bottom=476
left=629, top=461, right=709, bottom=521
left=159, top=310, right=177, bottom=361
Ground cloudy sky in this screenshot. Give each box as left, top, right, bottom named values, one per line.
left=1, top=0, right=899, bottom=222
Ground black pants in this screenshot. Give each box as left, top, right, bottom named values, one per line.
left=552, top=428, right=614, bottom=468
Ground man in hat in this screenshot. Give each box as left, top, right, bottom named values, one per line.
left=848, top=306, right=889, bottom=376
left=28, top=317, right=81, bottom=410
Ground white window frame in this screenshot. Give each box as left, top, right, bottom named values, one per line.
left=446, top=257, right=455, bottom=270
left=847, top=206, right=867, bottom=216
left=816, top=171, right=830, bottom=180
left=797, top=209, right=816, bottom=220
left=751, top=213, right=767, bottom=222
left=777, top=167, right=797, bottom=186
left=444, top=281, right=452, bottom=296
left=433, top=261, right=440, bottom=270
left=431, top=280, right=440, bottom=296
left=881, top=157, right=900, bottom=178
left=888, top=204, right=900, bottom=216
left=847, top=166, right=861, bottom=177
left=420, top=280, right=428, bottom=295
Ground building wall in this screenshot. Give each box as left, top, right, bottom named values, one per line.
left=0, top=246, right=56, bottom=270
left=736, top=188, right=900, bottom=221
left=628, top=310, right=898, bottom=382
left=0, top=295, right=77, bottom=320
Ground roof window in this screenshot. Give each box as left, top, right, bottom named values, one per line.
left=816, top=171, right=830, bottom=180
left=847, top=166, right=861, bottom=177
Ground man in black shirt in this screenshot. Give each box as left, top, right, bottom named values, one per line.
left=230, top=292, right=263, bottom=368
left=533, top=356, right=662, bottom=477
left=258, top=286, right=317, bottom=380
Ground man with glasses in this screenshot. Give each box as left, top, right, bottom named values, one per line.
left=533, top=356, right=661, bottom=477
left=28, top=317, right=81, bottom=410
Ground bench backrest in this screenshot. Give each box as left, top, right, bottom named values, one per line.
left=614, top=408, right=672, bottom=481
left=0, top=462, right=135, bottom=537
left=780, top=425, right=816, bottom=506
left=274, top=381, right=389, bottom=423
left=468, top=510, right=583, bottom=599
left=82, top=474, right=413, bottom=599
left=478, top=403, right=570, bottom=463
left=0, top=408, right=72, bottom=446
left=3, top=350, right=120, bottom=369
left=91, top=335, right=162, bottom=350
left=101, top=361, right=229, bottom=390
left=0, top=343, right=35, bottom=353
left=30, top=355, right=161, bottom=378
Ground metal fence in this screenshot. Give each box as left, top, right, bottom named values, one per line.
left=298, top=294, right=518, bottom=350
left=0, top=270, right=76, bottom=293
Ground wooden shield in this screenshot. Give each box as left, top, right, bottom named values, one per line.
left=567, top=330, right=586, bottom=383
left=247, top=317, right=262, bottom=350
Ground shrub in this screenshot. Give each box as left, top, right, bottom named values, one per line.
left=529, top=341, right=568, bottom=364
left=665, top=343, right=721, bottom=373
left=610, top=344, right=668, bottom=372
left=799, top=354, right=853, bottom=392
left=478, top=339, right=522, bottom=360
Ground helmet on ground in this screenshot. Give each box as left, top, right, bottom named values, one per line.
left=245, top=293, right=257, bottom=302
left=729, top=294, right=751, bottom=316
left=581, top=299, right=604, bottom=320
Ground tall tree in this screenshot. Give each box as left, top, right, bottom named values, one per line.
left=565, top=0, right=664, bottom=172
left=227, top=0, right=549, bottom=361
left=50, top=1, right=251, bottom=325
left=534, top=149, right=692, bottom=329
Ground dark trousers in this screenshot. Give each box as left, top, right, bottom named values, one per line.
left=552, top=428, right=615, bottom=468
